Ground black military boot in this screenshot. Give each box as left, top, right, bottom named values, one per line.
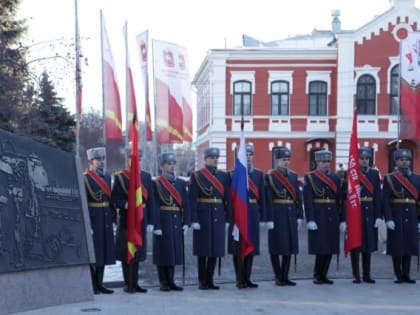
left=282, top=255, right=296, bottom=286
left=198, top=257, right=208, bottom=290
left=234, top=255, right=247, bottom=289
left=402, top=256, right=415, bottom=283
left=167, top=266, right=183, bottom=291
left=158, top=266, right=171, bottom=291
left=90, top=265, right=100, bottom=294
left=362, top=253, right=375, bottom=283
left=270, top=255, right=284, bottom=286
left=244, top=256, right=258, bottom=288
left=134, top=262, right=147, bottom=293
left=96, top=266, right=114, bottom=294
left=321, top=255, right=333, bottom=284
left=392, top=256, right=404, bottom=283
left=206, top=257, right=219, bottom=289
left=313, top=255, right=323, bottom=284
left=350, top=250, right=361, bottom=283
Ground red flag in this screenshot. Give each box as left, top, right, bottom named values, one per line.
left=400, top=32, right=420, bottom=141
left=126, top=114, right=144, bottom=263
left=101, top=13, right=122, bottom=140
left=344, top=110, right=362, bottom=256
left=136, top=31, right=153, bottom=141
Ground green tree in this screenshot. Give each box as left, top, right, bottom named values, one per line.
left=29, top=71, right=75, bottom=151
left=0, top=0, right=31, bottom=131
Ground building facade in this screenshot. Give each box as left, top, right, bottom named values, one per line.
left=192, top=0, right=419, bottom=177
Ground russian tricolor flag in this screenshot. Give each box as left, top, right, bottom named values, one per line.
left=230, top=131, right=255, bottom=257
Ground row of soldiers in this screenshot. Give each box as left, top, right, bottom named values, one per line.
left=83, top=144, right=420, bottom=294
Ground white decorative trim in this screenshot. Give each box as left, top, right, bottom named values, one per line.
left=354, top=66, right=381, bottom=94
left=387, top=56, right=400, bottom=94
left=230, top=71, right=255, bottom=94
left=267, top=71, right=294, bottom=94
left=392, top=22, right=413, bottom=42
left=305, top=71, right=331, bottom=95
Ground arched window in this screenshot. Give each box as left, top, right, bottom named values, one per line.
left=233, top=80, right=252, bottom=115
left=271, top=80, right=289, bottom=115
left=308, top=81, right=327, bottom=115
left=390, top=65, right=399, bottom=115
left=357, top=74, right=376, bottom=115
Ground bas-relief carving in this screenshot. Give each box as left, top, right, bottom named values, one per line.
left=0, top=130, right=89, bottom=273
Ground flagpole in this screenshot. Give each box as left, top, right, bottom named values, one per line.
left=124, top=21, right=129, bottom=150
left=74, top=0, right=80, bottom=157
left=397, top=39, right=402, bottom=150
left=151, top=39, right=159, bottom=176
left=100, top=10, right=108, bottom=170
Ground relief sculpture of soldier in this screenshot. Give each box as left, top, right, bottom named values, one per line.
left=152, top=152, right=190, bottom=292
left=382, top=148, right=420, bottom=284
left=190, top=147, right=232, bottom=290
left=83, top=147, right=116, bottom=294
left=111, top=147, right=156, bottom=293
left=349, top=147, right=382, bottom=284
left=303, top=150, right=345, bottom=285
left=265, top=147, right=303, bottom=286
left=228, top=144, right=266, bottom=289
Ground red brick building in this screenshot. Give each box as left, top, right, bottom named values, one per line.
left=192, top=0, right=419, bottom=177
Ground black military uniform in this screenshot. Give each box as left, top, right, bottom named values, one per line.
left=266, top=147, right=303, bottom=286
left=83, top=147, right=116, bottom=294
left=190, top=147, right=232, bottom=290
left=303, top=150, right=344, bottom=285
left=153, top=152, right=190, bottom=291
left=383, top=148, right=420, bottom=283
left=228, top=144, right=266, bottom=289
left=350, top=147, right=382, bottom=284
left=111, top=149, right=156, bottom=293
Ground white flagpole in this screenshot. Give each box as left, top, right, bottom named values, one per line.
left=124, top=21, right=129, bottom=149
left=74, top=0, right=81, bottom=157
left=99, top=10, right=107, bottom=170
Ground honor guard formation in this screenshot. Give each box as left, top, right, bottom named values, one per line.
left=83, top=145, right=420, bottom=294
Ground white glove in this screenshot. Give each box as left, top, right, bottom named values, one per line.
left=266, top=221, right=274, bottom=230
left=374, top=218, right=382, bottom=228
left=386, top=220, right=395, bottom=230
left=340, top=222, right=347, bottom=233
left=417, top=222, right=420, bottom=231
left=297, top=219, right=302, bottom=230
left=259, top=222, right=266, bottom=228
left=146, top=224, right=154, bottom=233
left=124, top=201, right=128, bottom=209
left=191, top=222, right=201, bottom=230
left=182, top=225, right=188, bottom=235
left=153, top=229, right=163, bottom=236
left=307, top=221, right=318, bottom=231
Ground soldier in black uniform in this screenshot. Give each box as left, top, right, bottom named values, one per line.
left=266, top=147, right=303, bottom=286
left=190, top=147, right=232, bottom=290
left=383, top=148, right=420, bottom=283
left=152, top=152, right=190, bottom=291
left=303, top=150, right=344, bottom=285
left=349, top=147, right=382, bottom=284
left=83, top=147, right=115, bottom=294
left=111, top=148, right=156, bottom=293
left=228, top=144, right=266, bottom=289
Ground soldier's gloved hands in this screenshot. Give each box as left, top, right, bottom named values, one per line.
left=386, top=220, right=395, bottom=230
left=297, top=219, right=302, bottom=230
left=153, top=229, right=163, bottom=236
left=340, top=222, right=347, bottom=233
left=191, top=222, right=201, bottom=230
left=146, top=224, right=154, bottom=233
left=417, top=222, right=420, bottom=231
left=374, top=218, right=382, bottom=228
left=182, top=225, right=188, bottom=235
left=260, top=222, right=266, bottom=228
left=307, top=221, right=318, bottom=231
left=124, top=201, right=128, bottom=209
left=266, top=221, right=274, bottom=230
